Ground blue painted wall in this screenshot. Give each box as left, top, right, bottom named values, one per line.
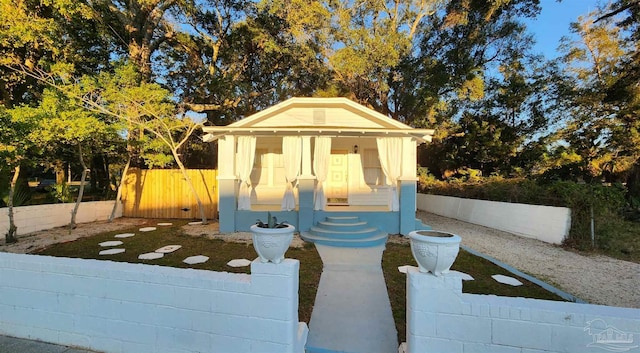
left=313, top=211, right=400, bottom=234
left=231, top=209, right=402, bottom=234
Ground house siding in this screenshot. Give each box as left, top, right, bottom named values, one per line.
left=252, top=107, right=388, bottom=129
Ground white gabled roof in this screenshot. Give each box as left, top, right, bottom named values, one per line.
left=202, top=97, right=434, bottom=142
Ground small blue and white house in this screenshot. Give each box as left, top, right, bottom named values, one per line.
left=202, top=97, right=434, bottom=245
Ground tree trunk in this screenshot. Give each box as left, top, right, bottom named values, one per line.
left=103, top=154, right=111, bottom=192
left=129, top=42, right=153, bottom=82
left=54, top=160, right=66, bottom=184
left=70, top=145, right=90, bottom=229
left=109, top=157, right=130, bottom=222
left=172, top=149, right=208, bottom=224
left=5, top=165, right=20, bottom=243
left=90, top=165, right=98, bottom=191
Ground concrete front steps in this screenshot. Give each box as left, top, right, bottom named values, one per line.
left=301, top=216, right=388, bottom=248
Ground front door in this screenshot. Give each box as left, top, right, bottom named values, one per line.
left=326, top=151, right=348, bottom=204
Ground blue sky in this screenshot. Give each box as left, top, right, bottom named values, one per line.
left=524, top=0, right=602, bottom=58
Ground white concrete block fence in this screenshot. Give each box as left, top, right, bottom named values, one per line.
left=0, top=201, right=122, bottom=235
left=417, top=194, right=571, bottom=244
left=405, top=268, right=640, bottom=353
left=0, top=253, right=308, bottom=353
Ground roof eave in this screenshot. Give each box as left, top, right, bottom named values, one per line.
left=202, top=126, right=435, bottom=142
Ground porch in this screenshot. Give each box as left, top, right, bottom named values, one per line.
left=219, top=175, right=424, bottom=235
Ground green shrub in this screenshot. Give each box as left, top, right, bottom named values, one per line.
left=49, top=182, right=72, bottom=203
left=0, top=176, right=32, bottom=207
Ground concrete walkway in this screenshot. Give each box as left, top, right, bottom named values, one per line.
left=305, top=244, right=398, bottom=353
left=0, top=335, right=98, bottom=353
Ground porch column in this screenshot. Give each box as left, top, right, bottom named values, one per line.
left=297, top=177, right=315, bottom=232
left=399, top=137, right=418, bottom=235
left=298, top=136, right=315, bottom=231
left=399, top=177, right=417, bottom=236
left=218, top=135, right=237, bottom=233
left=218, top=176, right=238, bottom=233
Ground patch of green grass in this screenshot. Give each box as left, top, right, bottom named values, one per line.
left=35, top=220, right=323, bottom=324
left=35, top=223, right=566, bottom=343
left=593, top=218, right=640, bottom=263
left=382, top=243, right=565, bottom=343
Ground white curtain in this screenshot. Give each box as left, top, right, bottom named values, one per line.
left=281, top=136, right=302, bottom=210
left=376, top=137, right=402, bottom=211
left=236, top=136, right=256, bottom=210
left=313, top=137, right=332, bottom=210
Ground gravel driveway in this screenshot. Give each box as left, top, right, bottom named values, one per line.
left=416, top=211, right=640, bottom=308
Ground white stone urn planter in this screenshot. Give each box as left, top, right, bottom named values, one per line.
left=250, top=224, right=295, bottom=264
left=408, top=230, right=461, bottom=276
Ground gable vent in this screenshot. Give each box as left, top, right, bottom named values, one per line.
left=313, top=109, right=326, bottom=125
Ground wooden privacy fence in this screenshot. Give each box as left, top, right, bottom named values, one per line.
left=121, top=168, right=218, bottom=219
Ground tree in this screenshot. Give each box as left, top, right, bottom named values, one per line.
left=412, top=0, right=547, bottom=177
left=555, top=9, right=638, bottom=181
left=0, top=106, right=38, bottom=242
left=156, top=0, right=329, bottom=123
left=24, top=64, right=210, bottom=223
left=13, top=63, right=210, bottom=223
left=86, top=0, right=187, bottom=81
left=261, top=0, right=448, bottom=114
left=447, top=55, right=561, bottom=177
left=596, top=0, right=640, bottom=188
left=11, top=86, right=122, bottom=229
left=0, top=0, right=110, bottom=108
left=96, top=65, right=210, bottom=223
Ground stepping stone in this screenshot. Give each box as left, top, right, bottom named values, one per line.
left=157, top=222, right=173, bottom=226
left=99, top=241, right=123, bottom=247
left=227, top=259, right=251, bottom=267
left=450, top=270, right=474, bottom=281
left=492, top=274, right=523, bottom=286
left=139, top=227, right=157, bottom=232
left=138, top=252, right=164, bottom=260
left=114, top=233, right=135, bottom=238
left=188, top=221, right=202, bottom=225
left=184, top=255, right=209, bottom=265
left=397, top=265, right=419, bottom=274
left=155, top=245, right=182, bottom=254
left=99, top=248, right=125, bottom=255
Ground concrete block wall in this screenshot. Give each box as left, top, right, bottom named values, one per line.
left=0, top=253, right=308, bottom=353
left=406, top=268, right=640, bottom=353
left=417, top=194, right=571, bottom=244
left=0, top=201, right=122, bottom=235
